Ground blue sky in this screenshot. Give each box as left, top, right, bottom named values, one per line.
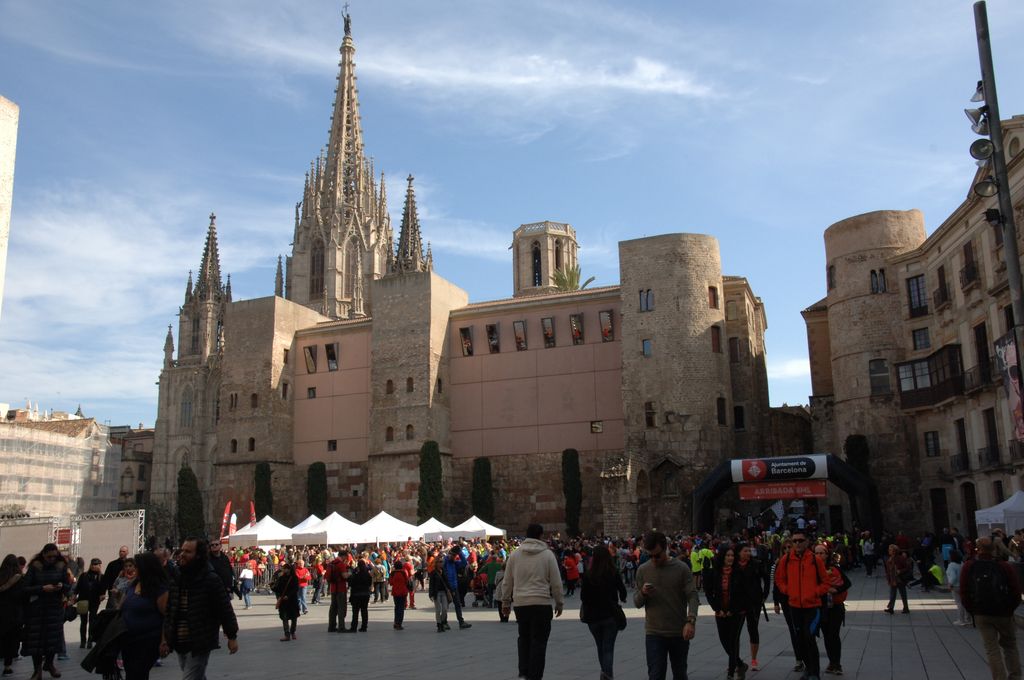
left=1, top=0, right=1023, bottom=428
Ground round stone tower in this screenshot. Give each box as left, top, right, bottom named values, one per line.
left=511, top=221, right=579, bottom=297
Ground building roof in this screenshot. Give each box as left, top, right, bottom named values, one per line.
left=3, top=418, right=98, bottom=437
left=456, top=285, right=622, bottom=313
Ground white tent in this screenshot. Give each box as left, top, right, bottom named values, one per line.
left=418, top=517, right=453, bottom=542
left=227, top=516, right=293, bottom=547
left=976, top=490, right=1024, bottom=535
left=351, top=511, right=422, bottom=543
left=283, top=515, right=322, bottom=545
left=440, top=515, right=507, bottom=539
left=291, top=512, right=363, bottom=545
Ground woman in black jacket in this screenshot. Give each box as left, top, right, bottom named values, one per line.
left=74, top=558, right=105, bottom=648
left=347, top=561, right=372, bottom=632
left=272, top=563, right=300, bottom=641
left=22, top=543, right=71, bottom=680
left=0, top=554, right=25, bottom=676
left=705, top=544, right=757, bottom=680
left=580, top=545, right=627, bottom=680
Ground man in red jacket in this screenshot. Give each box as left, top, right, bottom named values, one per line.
left=961, top=536, right=1022, bottom=680
left=775, top=530, right=832, bottom=680
left=326, top=550, right=352, bottom=633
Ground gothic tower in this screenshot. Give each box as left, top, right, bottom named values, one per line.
left=287, top=11, right=393, bottom=319
left=511, top=221, right=579, bottom=297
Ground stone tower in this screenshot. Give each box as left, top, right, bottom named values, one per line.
left=511, top=221, right=579, bottom=297
left=287, top=11, right=393, bottom=320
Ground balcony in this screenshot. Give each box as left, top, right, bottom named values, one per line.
left=960, top=260, right=980, bottom=290
left=950, top=452, right=971, bottom=474
left=963, top=358, right=995, bottom=393
left=909, top=303, right=930, bottom=319
left=933, top=285, right=952, bottom=311
left=1010, top=439, right=1024, bottom=461
left=899, top=375, right=964, bottom=410
left=978, top=446, right=1002, bottom=469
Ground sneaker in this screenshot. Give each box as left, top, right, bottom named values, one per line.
left=750, top=659, right=758, bottom=672
left=459, top=621, right=472, bottom=629
left=833, top=666, right=843, bottom=676
left=793, top=661, right=805, bottom=672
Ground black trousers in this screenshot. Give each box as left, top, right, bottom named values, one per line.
left=349, top=594, right=369, bottom=630
left=821, top=604, right=844, bottom=667
left=789, top=607, right=822, bottom=678
left=715, top=613, right=745, bottom=674
left=514, top=605, right=553, bottom=680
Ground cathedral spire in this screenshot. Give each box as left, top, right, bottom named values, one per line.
left=195, top=213, right=223, bottom=301
left=163, top=325, right=175, bottom=368
left=274, top=256, right=284, bottom=297
left=325, top=7, right=366, bottom=213
left=393, top=175, right=428, bottom=273
left=184, top=270, right=193, bottom=302
left=224, top=273, right=233, bottom=303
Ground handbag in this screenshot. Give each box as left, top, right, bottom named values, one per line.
left=613, top=604, right=627, bottom=631
left=76, top=599, right=90, bottom=615
left=64, top=602, right=79, bottom=622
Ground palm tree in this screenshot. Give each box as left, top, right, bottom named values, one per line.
left=552, top=264, right=595, bottom=292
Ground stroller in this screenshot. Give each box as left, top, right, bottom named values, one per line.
left=470, top=573, right=489, bottom=607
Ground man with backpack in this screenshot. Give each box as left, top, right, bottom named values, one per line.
left=961, top=536, right=1022, bottom=680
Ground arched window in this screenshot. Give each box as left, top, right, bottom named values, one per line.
left=250, top=393, right=258, bottom=408
left=247, top=438, right=255, bottom=452
left=406, top=377, right=414, bottom=392
left=343, top=239, right=359, bottom=298
left=405, top=424, right=415, bottom=440
left=386, top=379, right=394, bottom=394
left=230, top=439, right=238, bottom=453
left=555, top=240, right=563, bottom=271
left=386, top=427, right=394, bottom=442
left=180, top=387, right=193, bottom=428
left=309, top=238, right=325, bottom=298
left=532, top=241, right=542, bottom=286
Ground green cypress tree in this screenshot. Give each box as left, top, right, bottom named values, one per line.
left=417, top=440, right=443, bottom=523
left=471, top=457, right=495, bottom=523
left=254, top=462, right=273, bottom=519
left=307, top=462, right=328, bottom=517
left=176, top=464, right=205, bottom=539
left=561, top=448, right=583, bottom=537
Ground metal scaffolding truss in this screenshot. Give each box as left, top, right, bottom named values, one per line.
left=0, top=515, right=58, bottom=537
left=69, top=509, right=145, bottom=556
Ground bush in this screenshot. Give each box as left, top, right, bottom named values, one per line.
left=417, top=440, right=443, bottom=523
left=254, top=462, right=273, bottom=519
left=176, top=465, right=205, bottom=538
left=307, top=462, right=328, bottom=517
left=471, top=457, right=495, bottom=523
left=561, top=449, right=582, bottom=537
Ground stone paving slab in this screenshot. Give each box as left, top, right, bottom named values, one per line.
left=25, top=570, right=1015, bottom=679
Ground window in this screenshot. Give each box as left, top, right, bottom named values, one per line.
left=729, top=337, right=740, bottom=363
left=325, top=343, right=339, bottom=371
left=304, top=345, right=318, bottom=373
left=230, top=439, right=238, bottom=453
left=282, top=382, right=289, bottom=400
left=135, top=490, right=144, bottom=504
left=229, top=393, right=238, bottom=409
left=283, top=348, right=289, bottom=365
left=733, top=405, right=745, bottom=431
left=639, top=289, right=654, bottom=312
left=327, top=440, right=337, bottom=452
left=642, top=339, right=653, bottom=357
left=406, top=424, right=415, bottom=440
left=138, top=464, right=146, bottom=482
left=437, top=378, right=443, bottom=393
left=541, top=317, right=556, bottom=348
left=486, top=324, right=500, bottom=353
left=711, top=326, right=722, bottom=353
left=906, top=275, right=928, bottom=316
left=708, top=286, right=719, bottom=309
left=995, top=480, right=1006, bottom=504
left=644, top=401, right=656, bottom=428
left=869, top=359, right=891, bottom=395
left=247, top=438, right=255, bottom=452
left=386, top=380, right=394, bottom=394
left=924, top=431, right=940, bottom=457
left=599, top=310, right=614, bottom=342
left=180, top=388, right=193, bottom=428
left=386, top=427, right=394, bottom=442
left=912, top=328, right=930, bottom=351
left=353, top=489, right=360, bottom=497
left=555, top=240, right=563, bottom=270
left=570, top=314, right=584, bottom=345
left=310, top=239, right=325, bottom=298
left=190, top=317, right=200, bottom=354
left=871, top=268, right=887, bottom=294
left=343, top=240, right=358, bottom=298
left=663, top=469, right=679, bottom=497
left=532, top=242, right=542, bottom=286
left=716, top=397, right=727, bottom=426
left=250, top=393, right=258, bottom=408
left=307, top=387, right=317, bottom=399
left=406, top=377, right=414, bottom=392
left=827, top=265, right=836, bottom=290
left=956, top=418, right=968, bottom=455
left=513, top=321, right=528, bottom=351
left=725, top=301, right=738, bottom=320
left=459, top=327, right=474, bottom=356
left=898, top=360, right=931, bottom=392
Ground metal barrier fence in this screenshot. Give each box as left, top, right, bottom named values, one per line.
left=232, top=563, right=278, bottom=594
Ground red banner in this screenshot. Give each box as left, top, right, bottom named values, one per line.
left=56, top=528, right=72, bottom=545
left=739, top=480, right=827, bottom=501
left=219, top=501, right=232, bottom=539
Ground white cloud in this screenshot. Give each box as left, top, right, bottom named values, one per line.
left=767, top=358, right=811, bottom=380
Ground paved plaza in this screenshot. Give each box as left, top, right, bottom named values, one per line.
left=30, top=572, right=1016, bottom=680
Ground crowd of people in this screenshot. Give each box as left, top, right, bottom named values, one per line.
left=0, top=521, right=1020, bottom=680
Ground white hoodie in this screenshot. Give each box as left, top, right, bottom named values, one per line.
left=501, top=538, right=565, bottom=609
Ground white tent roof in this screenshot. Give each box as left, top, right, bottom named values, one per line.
left=976, top=490, right=1024, bottom=524
left=440, top=515, right=506, bottom=539
left=418, top=517, right=453, bottom=542
left=291, top=512, right=363, bottom=545
left=351, top=511, right=422, bottom=544
left=290, top=514, right=322, bottom=532
left=227, top=516, right=293, bottom=547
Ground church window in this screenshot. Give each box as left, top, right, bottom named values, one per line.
left=307, top=387, right=317, bottom=399
left=513, top=321, right=528, bottom=350
left=343, top=240, right=359, bottom=298
left=229, top=393, right=238, bottom=410
left=407, top=377, right=414, bottom=392
left=486, top=324, right=500, bottom=353
left=541, top=318, right=556, bottom=348
left=190, top=317, right=200, bottom=354
left=639, top=289, right=654, bottom=312
left=180, top=388, right=193, bottom=428
left=729, top=337, right=740, bottom=363
left=711, top=326, right=722, bottom=353
left=230, top=439, right=237, bottom=453
left=386, top=379, right=394, bottom=394
left=248, top=438, right=255, bottom=452
left=327, top=440, right=337, bottom=452
left=304, top=345, right=318, bottom=373
left=827, top=265, right=836, bottom=290
left=717, top=397, right=727, bottom=425
left=555, top=241, right=563, bottom=271
left=310, top=239, right=325, bottom=299
left=406, top=424, right=415, bottom=440
left=708, top=286, right=719, bottom=309
left=326, top=343, right=339, bottom=371
left=644, top=401, right=657, bottom=428
left=570, top=314, right=584, bottom=345
left=459, top=327, right=474, bottom=357
left=282, top=382, right=289, bottom=400
left=734, top=405, right=746, bottom=431
left=532, top=242, right=542, bottom=286
left=642, top=339, right=653, bottom=357
left=386, top=427, right=394, bottom=442
left=663, top=469, right=678, bottom=497
left=599, top=310, right=614, bottom=342
left=250, top=393, right=258, bottom=408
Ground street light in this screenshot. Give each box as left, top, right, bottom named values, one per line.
left=973, top=177, right=998, bottom=198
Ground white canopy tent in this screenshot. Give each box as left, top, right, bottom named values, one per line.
left=440, top=515, right=507, bottom=539
left=976, top=490, right=1024, bottom=535
left=227, top=516, right=293, bottom=547
left=291, top=512, right=364, bottom=545
left=418, top=517, right=454, bottom=543
left=351, top=511, right=422, bottom=544
left=283, top=515, right=322, bottom=545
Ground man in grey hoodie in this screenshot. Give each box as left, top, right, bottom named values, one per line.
left=501, top=523, right=565, bottom=680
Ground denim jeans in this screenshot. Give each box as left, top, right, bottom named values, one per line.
left=644, top=634, right=690, bottom=680
left=514, top=605, right=554, bottom=680
left=587, top=618, right=619, bottom=678
left=297, top=585, right=308, bottom=613
left=177, top=650, right=211, bottom=680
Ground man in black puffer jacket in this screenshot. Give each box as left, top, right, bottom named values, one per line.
left=161, top=538, right=240, bottom=677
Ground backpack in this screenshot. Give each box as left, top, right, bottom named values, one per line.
left=967, top=560, right=1010, bottom=616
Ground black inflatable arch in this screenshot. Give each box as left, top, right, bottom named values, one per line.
left=691, top=454, right=881, bottom=538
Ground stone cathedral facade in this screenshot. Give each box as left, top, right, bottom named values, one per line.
left=149, top=15, right=782, bottom=538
